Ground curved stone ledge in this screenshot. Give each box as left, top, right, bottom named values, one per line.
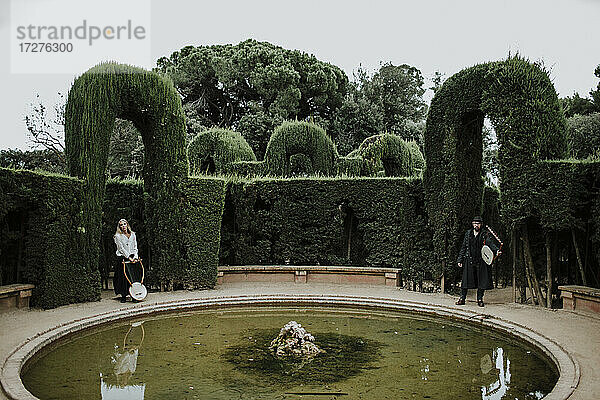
left=1, top=295, right=579, bottom=400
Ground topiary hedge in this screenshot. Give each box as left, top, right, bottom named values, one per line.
left=0, top=168, right=100, bottom=308
left=228, top=160, right=265, bottom=177
left=101, top=177, right=226, bottom=289
left=335, top=156, right=376, bottom=177
left=65, top=62, right=190, bottom=285
left=533, top=160, right=600, bottom=230
left=357, top=134, right=424, bottom=177
left=263, top=121, right=338, bottom=176
left=188, top=127, right=256, bottom=176
left=218, top=176, right=434, bottom=284
left=424, top=56, right=568, bottom=275
left=485, top=57, right=568, bottom=225
left=101, top=179, right=147, bottom=286
left=162, top=177, right=226, bottom=288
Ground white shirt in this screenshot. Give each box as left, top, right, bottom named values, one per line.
left=114, top=232, right=139, bottom=259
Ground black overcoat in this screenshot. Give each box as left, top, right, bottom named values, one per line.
left=457, top=228, right=498, bottom=290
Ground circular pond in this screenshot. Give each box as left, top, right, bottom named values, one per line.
left=21, top=307, right=557, bottom=400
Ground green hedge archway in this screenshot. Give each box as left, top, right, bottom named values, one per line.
left=357, top=134, right=424, bottom=177
left=188, top=127, right=256, bottom=176
left=264, top=121, right=337, bottom=176
left=424, top=56, right=567, bottom=273
left=65, top=62, right=188, bottom=282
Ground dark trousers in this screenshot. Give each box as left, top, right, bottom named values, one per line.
left=461, top=288, right=485, bottom=301
left=114, top=257, right=142, bottom=297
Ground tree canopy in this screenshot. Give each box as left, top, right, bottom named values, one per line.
left=567, top=112, right=600, bottom=159
left=560, top=64, right=600, bottom=118
left=331, top=63, right=427, bottom=155
left=155, top=39, right=349, bottom=159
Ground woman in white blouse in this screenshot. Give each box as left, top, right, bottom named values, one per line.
left=114, top=219, right=140, bottom=303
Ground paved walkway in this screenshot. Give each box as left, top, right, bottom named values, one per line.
left=1, top=283, right=599, bottom=400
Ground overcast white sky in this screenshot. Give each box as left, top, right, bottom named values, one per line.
left=1, top=0, right=599, bottom=150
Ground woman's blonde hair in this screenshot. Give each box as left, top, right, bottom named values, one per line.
left=115, top=219, right=132, bottom=235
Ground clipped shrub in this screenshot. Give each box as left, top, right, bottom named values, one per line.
left=357, top=134, right=423, bottom=177
left=533, top=160, right=600, bottom=230
left=228, top=160, right=265, bottom=177
left=101, top=177, right=226, bottom=289
left=264, top=121, right=338, bottom=176
left=65, top=62, right=193, bottom=285
left=101, top=179, right=146, bottom=285
left=0, top=168, right=100, bottom=308
left=168, top=177, right=227, bottom=288
left=336, top=156, right=376, bottom=177
left=188, top=127, right=256, bottom=176
left=424, top=56, right=567, bottom=273
left=406, top=140, right=425, bottom=174
left=219, top=176, right=435, bottom=285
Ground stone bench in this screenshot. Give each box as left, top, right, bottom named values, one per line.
left=0, top=284, right=35, bottom=311
left=217, top=265, right=400, bottom=287
left=559, top=285, right=600, bottom=315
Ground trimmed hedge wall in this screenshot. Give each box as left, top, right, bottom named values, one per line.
left=264, top=121, right=337, bottom=176
left=534, top=160, right=600, bottom=230
left=534, top=160, right=600, bottom=272
left=0, top=168, right=100, bottom=308
left=424, top=56, right=567, bottom=273
left=228, top=160, right=265, bottom=177
left=486, top=58, right=567, bottom=226
left=219, top=177, right=434, bottom=283
left=166, top=177, right=226, bottom=288
left=188, top=127, right=256, bottom=176
left=65, top=62, right=189, bottom=283
left=101, top=177, right=226, bottom=289
left=101, top=179, right=147, bottom=285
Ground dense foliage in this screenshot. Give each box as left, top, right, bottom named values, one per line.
left=188, top=127, right=256, bottom=176
left=356, top=134, right=424, bottom=177
left=566, top=113, right=600, bottom=159
left=425, top=56, right=568, bottom=275
left=0, top=168, right=100, bottom=308
left=65, top=62, right=220, bottom=288
left=331, top=63, right=427, bottom=155
left=219, top=176, right=435, bottom=285
left=155, top=39, right=349, bottom=159
left=0, top=149, right=66, bottom=174
left=263, top=121, right=338, bottom=176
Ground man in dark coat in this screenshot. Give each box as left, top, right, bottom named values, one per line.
left=455, top=216, right=500, bottom=307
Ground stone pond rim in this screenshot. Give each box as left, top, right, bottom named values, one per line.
left=0, top=294, right=579, bottom=400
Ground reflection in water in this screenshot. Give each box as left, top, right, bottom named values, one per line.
left=420, top=357, right=430, bottom=381
left=101, top=322, right=146, bottom=400
left=22, top=309, right=558, bottom=400
left=101, top=380, right=145, bottom=400
left=481, top=347, right=510, bottom=400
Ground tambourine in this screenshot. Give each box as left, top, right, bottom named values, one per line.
left=482, top=225, right=503, bottom=266
left=129, top=282, right=147, bottom=301
left=481, top=245, right=494, bottom=265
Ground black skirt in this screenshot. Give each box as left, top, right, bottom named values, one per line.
left=114, top=256, right=143, bottom=297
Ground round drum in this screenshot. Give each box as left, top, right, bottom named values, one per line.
left=129, top=282, right=147, bottom=301
left=481, top=245, right=494, bottom=265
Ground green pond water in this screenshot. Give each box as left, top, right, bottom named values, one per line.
left=22, top=307, right=557, bottom=400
